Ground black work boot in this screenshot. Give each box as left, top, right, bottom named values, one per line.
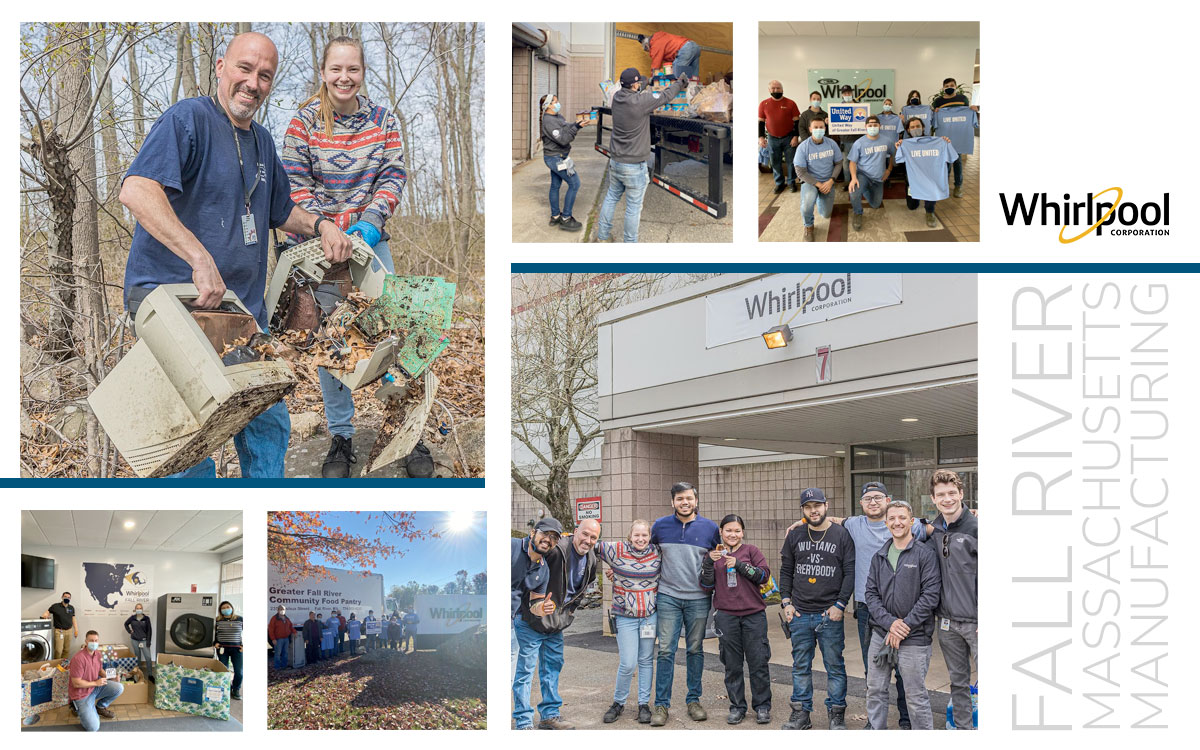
left=781, top=703, right=811, bottom=730
left=602, top=702, right=623, bottom=723
left=830, top=706, right=846, bottom=730
left=321, top=435, right=356, bottom=478
left=637, top=704, right=652, bottom=724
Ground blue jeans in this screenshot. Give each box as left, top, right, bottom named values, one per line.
left=319, top=239, right=395, bottom=439
left=613, top=613, right=656, bottom=706
left=131, top=639, right=154, bottom=678
left=510, top=622, right=519, bottom=682
left=170, top=399, right=290, bottom=477
left=800, top=181, right=835, bottom=228
left=544, top=155, right=582, bottom=219
left=949, top=156, right=963, bottom=187
left=274, top=637, right=290, bottom=669
left=768, top=135, right=797, bottom=188
left=74, top=680, right=124, bottom=731
left=654, top=593, right=710, bottom=707
left=673, top=40, right=700, bottom=81
left=511, top=618, right=564, bottom=728
left=857, top=604, right=909, bottom=725
left=850, top=171, right=884, bottom=214
left=217, top=646, right=243, bottom=695
left=597, top=161, right=649, bottom=242
left=788, top=611, right=847, bottom=710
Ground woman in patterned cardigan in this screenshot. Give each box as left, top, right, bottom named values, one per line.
left=596, top=519, right=661, bottom=725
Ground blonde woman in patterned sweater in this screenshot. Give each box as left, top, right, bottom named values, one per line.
left=281, top=36, right=407, bottom=478
left=596, top=519, right=661, bottom=725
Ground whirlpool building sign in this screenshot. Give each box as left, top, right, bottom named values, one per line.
left=705, top=273, right=903, bottom=348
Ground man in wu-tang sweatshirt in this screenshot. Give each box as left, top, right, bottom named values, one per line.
left=778, top=487, right=855, bottom=731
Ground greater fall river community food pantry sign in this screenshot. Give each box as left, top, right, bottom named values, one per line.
left=705, top=273, right=903, bottom=348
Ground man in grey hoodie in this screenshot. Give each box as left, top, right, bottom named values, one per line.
left=596, top=67, right=687, bottom=243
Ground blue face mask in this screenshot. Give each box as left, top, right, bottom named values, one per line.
left=810, top=100, right=821, bottom=109
left=811, top=129, right=825, bottom=140
left=882, top=104, right=893, bottom=112
left=87, top=642, right=99, bottom=651
left=221, top=608, right=232, bottom=616
left=867, top=126, right=880, bottom=136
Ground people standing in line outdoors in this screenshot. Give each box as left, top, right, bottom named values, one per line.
left=779, top=487, right=855, bottom=730
left=123, top=603, right=154, bottom=682
left=700, top=514, right=772, bottom=725
left=513, top=519, right=602, bottom=730
left=42, top=591, right=78, bottom=659
left=68, top=630, right=124, bottom=731
left=864, top=500, right=942, bottom=730
left=214, top=601, right=244, bottom=700
left=639, top=31, right=700, bottom=81
left=758, top=80, right=801, bottom=194
left=596, top=519, right=661, bottom=725
left=302, top=611, right=322, bottom=664
left=281, top=35, right=406, bottom=478
left=268, top=605, right=296, bottom=670
left=539, top=94, right=591, bottom=232
left=924, top=470, right=978, bottom=730
left=649, top=481, right=720, bottom=727
left=336, top=609, right=348, bottom=653
left=346, top=612, right=362, bottom=654
left=511, top=518, right=560, bottom=678
left=596, top=67, right=687, bottom=243
left=362, top=609, right=378, bottom=651
left=792, top=116, right=843, bottom=242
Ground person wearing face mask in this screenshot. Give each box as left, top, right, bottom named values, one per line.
left=321, top=612, right=338, bottom=659
left=831, top=85, right=859, bottom=186
left=69, top=631, right=124, bottom=730
left=214, top=601, right=244, bottom=700
left=701, top=514, right=772, bottom=725
left=269, top=605, right=297, bottom=670
left=900, top=90, right=932, bottom=136
left=931, top=77, right=977, bottom=112
left=930, top=79, right=978, bottom=199
left=539, top=94, right=592, bottom=232
left=894, top=118, right=958, bottom=227
left=346, top=612, right=362, bottom=654
left=791, top=116, right=843, bottom=242
left=42, top=591, right=78, bottom=659
left=388, top=615, right=404, bottom=651
left=797, top=91, right=828, bottom=144
left=336, top=608, right=348, bottom=653
left=758, top=81, right=802, bottom=194
left=595, top=519, right=662, bottom=725
left=123, top=603, right=155, bottom=681
left=876, top=99, right=904, bottom=185
left=302, top=611, right=322, bottom=665
left=280, top=36, right=406, bottom=479
left=846, top=116, right=894, bottom=232
left=363, top=609, right=378, bottom=651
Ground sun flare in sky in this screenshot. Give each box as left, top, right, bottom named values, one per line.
left=447, top=510, right=475, bottom=533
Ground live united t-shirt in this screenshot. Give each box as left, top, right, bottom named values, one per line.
left=876, top=112, right=904, bottom=154
left=896, top=136, right=958, bottom=201
left=847, top=136, right=892, bottom=180
left=901, top=104, right=933, bottom=135
left=792, top=136, right=843, bottom=181
left=933, top=107, right=978, bottom=155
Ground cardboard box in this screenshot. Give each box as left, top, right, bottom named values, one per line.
left=21, top=659, right=70, bottom=719
left=111, top=677, right=154, bottom=706
left=153, top=653, right=233, bottom=721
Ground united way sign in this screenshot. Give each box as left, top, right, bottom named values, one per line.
left=827, top=103, right=871, bottom=135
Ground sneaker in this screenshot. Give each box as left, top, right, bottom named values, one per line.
left=596, top=235, right=614, bottom=243
left=926, top=212, right=937, bottom=228
left=602, top=702, right=624, bottom=723
left=790, top=182, right=799, bottom=193
left=851, top=213, right=862, bottom=231
left=953, top=184, right=963, bottom=198
left=830, top=706, right=846, bottom=730
left=803, top=226, right=815, bottom=242
left=650, top=705, right=669, bottom=726
left=96, top=706, right=116, bottom=719
left=232, top=689, right=242, bottom=700
left=537, top=716, right=575, bottom=730
left=727, top=708, right=746, bottom=724
left=774, top=184, right=786, bottom=194
left=687, top=702, right=707, bottom=721
left=321, top=436, right=356, bottom=478
left=637, top=704, right=652, bottom=724
left=782, top=704, right=812, bottom=730
left=559, top=216, right=582, bottom=232
left=549, top=215, right=562, bottom=226
left=756, top=707, right=771, bottom=724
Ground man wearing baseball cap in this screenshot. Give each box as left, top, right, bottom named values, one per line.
left=511, top=518, right=561, bottom=681
left=779, top=487, right=855, bottom=730
left=595, top=66, right=687, bottom=242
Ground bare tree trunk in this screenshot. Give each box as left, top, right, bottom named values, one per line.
left=308, top=23, right=322, bottom=95
left=91, top=23, right=121, bottom=201
left=177, top=23, right=199, bottom=102
left=196, top=23, right=217, bottom=96
left=235, top=22, right=252, bottom=35
left=127, top=36, right=146, bottom=145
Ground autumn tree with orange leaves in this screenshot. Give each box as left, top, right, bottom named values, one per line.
left=268, top=511, right=436, bottom=583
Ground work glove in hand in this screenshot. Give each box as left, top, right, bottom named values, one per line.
left=873, top=643, right=900, bottom=671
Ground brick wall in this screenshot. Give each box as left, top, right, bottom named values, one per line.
left=512, top=45, right=531, bottom=161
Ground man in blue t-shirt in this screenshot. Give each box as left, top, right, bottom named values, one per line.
left=791, top=116, right=843, bottom=242
left=118, top=32, right=353, bottom=478
left=846, top=116, right=894, bottom=232
left=932, top=106, right=978, bottom=198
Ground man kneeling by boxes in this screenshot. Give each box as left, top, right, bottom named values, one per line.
left=69, top=631, right=124, bottom=731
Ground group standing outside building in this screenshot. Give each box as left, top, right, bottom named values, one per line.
left=271, top=604, right=420, bottom=670
left=510, top=471, right=977, bottom=729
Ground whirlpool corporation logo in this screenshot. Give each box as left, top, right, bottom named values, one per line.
left=999, top=188, right=1170, bottom=242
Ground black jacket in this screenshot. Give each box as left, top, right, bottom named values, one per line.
left=609, top=77, right=686, bottom=163
left=541, top=113, right=580, bottom=158
left=864, top=537, right=942, bottom=646
left=123, top=613, right=152, bottom=642
left=521, top=537, right=598, bottom=635
left=928, top=510, right=978, bottom=622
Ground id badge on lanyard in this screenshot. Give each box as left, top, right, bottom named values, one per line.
left=241, top=210, right=258, bottom=246
left=639, top=620, right=655, bottom=639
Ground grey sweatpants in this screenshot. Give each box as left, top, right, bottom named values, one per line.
left=939, top=618, right=978, bottom=729
left=866, top=632, right=933, bottom=730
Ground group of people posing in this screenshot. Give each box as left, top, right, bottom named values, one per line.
left=269, top=606, right=420, bottom=669
left=511, top=470, right=977, bottom=731
left=119, top=31, right=407, bottom=478
left=758, top=78, right=979, bottom=238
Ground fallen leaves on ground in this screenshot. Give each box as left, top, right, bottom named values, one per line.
left=266, top=649, right=486, bottom=730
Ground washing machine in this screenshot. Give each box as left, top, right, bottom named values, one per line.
left=157, top=593, right=217, bottom=657
left=21, top=619, right=54, bottom=664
